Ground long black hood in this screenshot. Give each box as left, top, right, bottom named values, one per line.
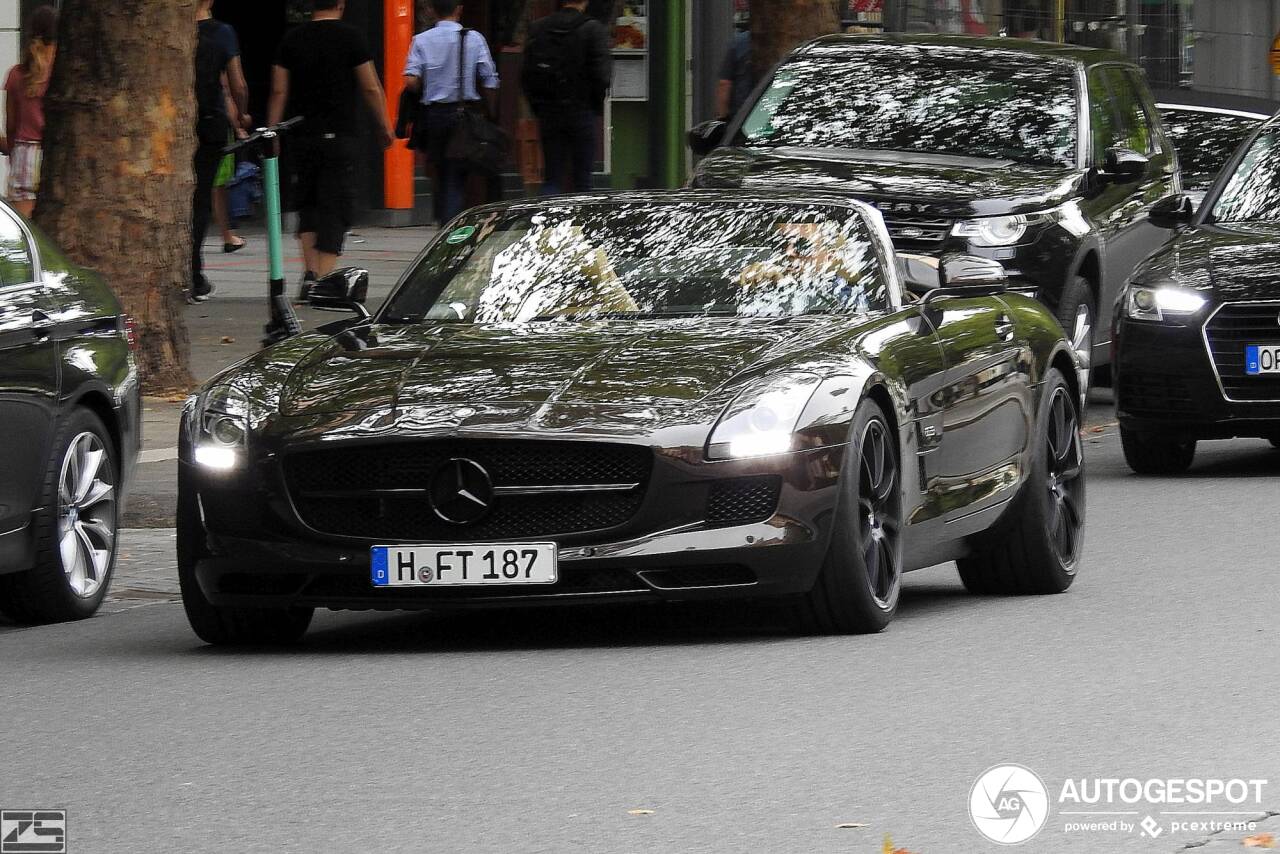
left=275, top=317, right=858, bottom=419
left=1134, top=223, right=1280, bottom=302
left=694, top=146, right=1081, bottom=217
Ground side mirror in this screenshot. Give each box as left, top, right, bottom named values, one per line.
left=1148, top=194, right=1195, bottom=229
left=688, top=119, right=728, bottom=157
left=1101, top=147, right=1148, bottom=183
left=898, top=252, right=942, bottom=297
left=940, top=254, right=1008, bottom=290
left=310, top=267, right=370, bottom=319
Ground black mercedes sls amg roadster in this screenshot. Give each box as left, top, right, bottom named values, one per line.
left=178, top=191, right=1085, bottom=643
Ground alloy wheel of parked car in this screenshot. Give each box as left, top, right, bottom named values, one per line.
left=0, top=410, right=119, bottom=623
left=1057, top=276, right=1096, bottom=399
left=957, top=367, right=1083, bottom=595
left=57, top=431, right=117, bottom=598
left=792, top=398, right=901, bottom=634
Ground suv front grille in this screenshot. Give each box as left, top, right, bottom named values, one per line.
left=883, top=214, right=953, bottom=248
left=1204, top=302, right=1280, bottom=402
left=284, top=440, right=652, bottom=541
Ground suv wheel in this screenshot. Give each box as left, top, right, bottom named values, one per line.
left=1120, top=426, right=1196, bottom=475
left=1057, top=276, right=1096, bottom=400
left=0, top=409, right=118, bottom=623
left=957, top=369, right=1083, bottom=595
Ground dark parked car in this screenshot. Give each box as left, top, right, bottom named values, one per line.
left=1154, top=89, right=1276, bottom=204
left=689, top=34, right=1181, bottom=390
left=178, top=191, right=1085, bottom=644
left=1116, top=113, right=1280, bottom=473
left=0, top=203, right=140, bottom=622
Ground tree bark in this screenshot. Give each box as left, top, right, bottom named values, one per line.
left=36, top=0, right=196, bottom=394
left=749, top=0, right=842, bottom=80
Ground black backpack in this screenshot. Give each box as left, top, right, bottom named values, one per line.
left=522, top=12, right=590, bottom=109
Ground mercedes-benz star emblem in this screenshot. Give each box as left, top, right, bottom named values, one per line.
left=428, top=458, right=494, bottom=525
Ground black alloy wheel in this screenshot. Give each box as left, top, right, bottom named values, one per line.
left=792, top=397, right=902, bottom=634
left=958, top=368, right=1083, bottom=595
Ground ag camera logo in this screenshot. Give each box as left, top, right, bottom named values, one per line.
left=969, top=764, right=1050, bottom=845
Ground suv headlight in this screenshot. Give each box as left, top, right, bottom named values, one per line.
left=952, top=211, right=1057, bottom=247
left=1124, top=284, right=1208, bottom=322
left=707, top=373, right=823, bottom=460
left=191, top=384, right=251, bottom=470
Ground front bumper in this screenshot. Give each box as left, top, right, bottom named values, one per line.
left=181, top=442, right=845, bottom=611
left=1115, top=314, right=1280, bottom=438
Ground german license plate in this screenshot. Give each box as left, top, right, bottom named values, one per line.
left=1245, top=344, right=1280, bottom=375
left=371, top=544, right=558, bottom=587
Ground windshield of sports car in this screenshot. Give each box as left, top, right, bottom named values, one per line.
left=739, top=45, right=1079, bottom=167
left=1211, top=130, right=1280, bottom=222
left=381, top=201, right=892, bottom=323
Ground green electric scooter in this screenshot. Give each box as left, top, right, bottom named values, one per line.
left=224, top=116, right=304, bottom=347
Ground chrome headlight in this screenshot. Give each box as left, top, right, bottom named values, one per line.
left=1124, top=284, right=1208, bottom=322
left=191, top=384, right=251, bottom=470
left=707, top=373, right=823, bottom=460
left=951, top=210, right=1061, bottom=248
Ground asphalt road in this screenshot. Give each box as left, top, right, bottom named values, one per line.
left=1, top=405, right=1277, bottom=854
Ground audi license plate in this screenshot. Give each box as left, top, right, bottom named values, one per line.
left=371, top=544, right=558, bottom=587
left=1245, top=344, right=1280, bottom=375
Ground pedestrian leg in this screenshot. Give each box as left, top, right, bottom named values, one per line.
left=191, top=143, right=221, bottom=297
left=539, top=116, right=568, bottom=196
left=569, top=109, right=597, bottom=193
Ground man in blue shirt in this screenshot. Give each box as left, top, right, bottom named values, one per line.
left=403, top=0, right=500, bottom=224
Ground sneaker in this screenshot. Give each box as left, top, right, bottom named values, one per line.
left=190, top=276, right=215, bottom=303
left=296, top=271, right=316, bottom=302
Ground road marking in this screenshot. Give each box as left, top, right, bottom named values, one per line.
left=139, top=448, right=179, bottom=463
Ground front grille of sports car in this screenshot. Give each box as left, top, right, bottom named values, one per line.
left=1205, top=302, right=1280, bottom=402
left=883, top=214, right=954, bottom=248
left=1118, top=371, right=1197, bottom=418
left=283, top=440, right=652, bottom=541
left=706, top=476, right=781, bottom=526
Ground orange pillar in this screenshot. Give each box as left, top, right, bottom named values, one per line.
left=384, top=0, right=415, bottom=210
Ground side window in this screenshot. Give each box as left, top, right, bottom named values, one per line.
left=1107, top=67, right=1156, bottom=155
left=0, top=210, right=34, bottom=287
left=1087, top=69, right=1122, bottom=164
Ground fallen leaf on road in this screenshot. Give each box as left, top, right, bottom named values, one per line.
left=882, top=834, right=919, bottom=854
left=1243, top=833, right=1275, bottom=848
left=626, top=809, right=655, bottom=816
left=835, top=822, right=868, bottom=829
left=1089, top=426, right=1106, bottom=433
left=220, top=336, right=235, bottom=344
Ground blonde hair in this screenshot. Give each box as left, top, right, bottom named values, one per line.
left=21, top=6, right=58, bottom=99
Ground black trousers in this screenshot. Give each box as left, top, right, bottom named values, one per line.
left=538, top=108, right=596, bottom=196
left=191, top=141, right=223, bottom=288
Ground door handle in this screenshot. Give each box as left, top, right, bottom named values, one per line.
left=994, top=314, right=1015, bottom=343
left=31, top=309, right=53, bottom=340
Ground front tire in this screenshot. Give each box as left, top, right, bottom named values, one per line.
left=1120, top=427, right=1196, bottom=475
left=177, top=482, right=313, bottom=645
left=792, top=397, right=902, bottom=634
left=957, top=369, right=1084, bottom=595
left=1056, top=276, right=1096, bottom=400
left=0, top=409, right=119, bottom=623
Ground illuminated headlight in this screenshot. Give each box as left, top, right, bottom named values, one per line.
left=192, top=383, right=250, bottom=470
left=707, top=374, right=823, bottom=460
left=1124, top=285, right=1208, bottom=322
left=952, top=214, right=1041, bottom=247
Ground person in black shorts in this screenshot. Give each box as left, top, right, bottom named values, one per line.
left=267, top=0, right=393, bottom=300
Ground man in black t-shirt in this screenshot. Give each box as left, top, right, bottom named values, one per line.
left=192, top=0, right=249, bottom=301
left=267, top=0, right=394, bottom=298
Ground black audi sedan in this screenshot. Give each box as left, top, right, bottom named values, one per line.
left=1154, top=89, right=1276, bottom=205
left=0, top=203, right=140, bottom=622
left=689, top=34, right=1181, bottom=390
left=178, top=192, right=1086, bottom=644
left=1116, top=114, right=1280, bottom=473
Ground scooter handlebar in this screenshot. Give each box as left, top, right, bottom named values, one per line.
left=223, top=116, right=305, bottom=155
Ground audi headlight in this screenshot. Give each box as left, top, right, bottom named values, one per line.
left=1124, top=284, right=1208, bottom=322
left=192, top=384, right=250, bottom=470
left=951, top=213, right=1048, bottom=247
left=707, top=373, right=823, bottom=460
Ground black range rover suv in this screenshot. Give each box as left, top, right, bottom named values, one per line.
left=690, top=34, right=1181, bottom=384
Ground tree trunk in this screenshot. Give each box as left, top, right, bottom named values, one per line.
left=750, top=0, right=842, bottom=80
left=36, top=0, right=196, bottom=394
